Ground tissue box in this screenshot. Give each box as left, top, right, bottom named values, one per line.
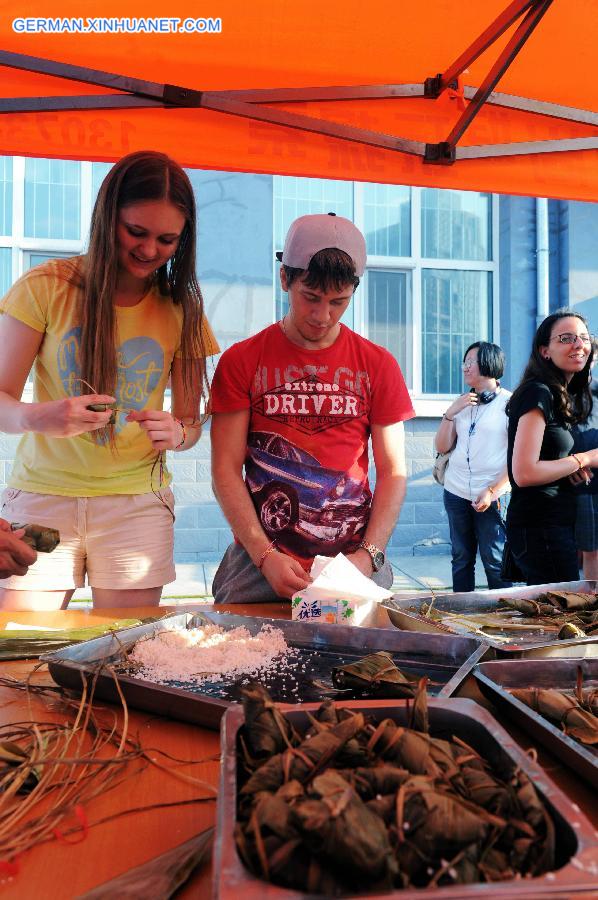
left=290, top=553, right=393, bottom=627
left=291, top=593, right=377, bottom=626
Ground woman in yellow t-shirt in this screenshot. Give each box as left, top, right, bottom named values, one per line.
left=0, top=151, right=219, bottom=611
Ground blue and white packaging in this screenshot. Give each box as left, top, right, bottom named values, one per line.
left=291, top=553, right=393, bottom=626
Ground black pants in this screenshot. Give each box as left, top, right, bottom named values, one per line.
left=506, top=524, right=580, bottom=586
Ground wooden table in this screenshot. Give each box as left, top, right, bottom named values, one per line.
left=0, top=603, right=596, bottom=898
left=0, top=603, right=284, bottom=899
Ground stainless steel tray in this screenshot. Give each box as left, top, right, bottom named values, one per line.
left=474, top=658, right=598, bottom=788
left=43, top=611, right=487, bottom=730
left=214, top=698, right=598, bottom=899
left=383, top=580, right=598, bottom=657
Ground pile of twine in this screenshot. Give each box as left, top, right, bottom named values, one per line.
left=0, top=667, right=217, bottom=870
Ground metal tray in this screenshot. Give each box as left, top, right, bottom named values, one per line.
left=474, top=658, right=598, bottom=789
left=383, top=580, right=598, bottom=657
left=214, top=698, right=598, bottom=899
left=43, top=611, right=487, bottom=731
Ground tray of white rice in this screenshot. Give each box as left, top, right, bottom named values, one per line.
left=42, top=611, right=488, bottom=730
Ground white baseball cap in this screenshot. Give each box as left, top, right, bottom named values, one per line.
left=276, top=212, right=367, bottom=276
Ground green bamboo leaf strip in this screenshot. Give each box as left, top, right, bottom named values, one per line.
left=0, top=619, right=143, bottom=660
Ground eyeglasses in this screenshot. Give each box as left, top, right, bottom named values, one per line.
left=550, top=333, right=594, bottom=345
left=462, top=359, right=477, bottom=370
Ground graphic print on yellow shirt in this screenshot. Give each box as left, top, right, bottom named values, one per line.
left=58, top=327, right=166, bottom=437
left=0, top=257, right=219, bottom=496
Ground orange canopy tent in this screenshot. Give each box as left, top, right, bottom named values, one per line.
left=0, top=0, right=596, bottom=201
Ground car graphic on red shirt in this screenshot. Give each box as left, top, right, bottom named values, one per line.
left=245, top=431, right=369, bottom=555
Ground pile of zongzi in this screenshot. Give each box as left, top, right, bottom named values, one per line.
left=416, top=590, right=598, bottom=641
left=234, top=682, right=556, bottom=894
left=509, top=668, right=598, bottom=748
left=500, top=590, right=598, bottom=639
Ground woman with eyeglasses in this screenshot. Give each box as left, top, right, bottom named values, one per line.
left=506, top=309, right=596, bottom=585
left=571, top=338, right=598, bottom=579
left=435, top=341, right=513, bottom=592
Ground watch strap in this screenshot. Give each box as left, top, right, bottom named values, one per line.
left=358, top=540, right=385, bottom=571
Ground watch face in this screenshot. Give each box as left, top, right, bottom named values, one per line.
left=372, top=550, right=385, bottom=572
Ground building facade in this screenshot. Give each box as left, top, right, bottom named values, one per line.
left=0, top=158, right=596, bottom=562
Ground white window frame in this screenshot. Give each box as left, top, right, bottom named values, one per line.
left=0, top=159, right=94, bottom=400
left=353, top=183, right=499, bottom=417
left=0, top=158, right=92, bottom=281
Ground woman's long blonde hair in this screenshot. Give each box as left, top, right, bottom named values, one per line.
left=76, top=150, right=209, bottom=435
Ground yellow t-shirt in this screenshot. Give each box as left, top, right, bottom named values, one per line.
left=0, top=257, right=219, bottom=496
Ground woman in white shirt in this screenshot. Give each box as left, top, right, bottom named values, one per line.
left=435, top=341, right=512, bottom=592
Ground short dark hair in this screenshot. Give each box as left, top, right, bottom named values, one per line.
left=282, top=247, right=360, bottom=293
left=463, top=341, right=505, bottom=379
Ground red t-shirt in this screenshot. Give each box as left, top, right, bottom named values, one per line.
left=211, top=323, right=415, bottom=564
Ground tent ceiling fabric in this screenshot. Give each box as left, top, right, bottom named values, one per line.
left=0, top=0, right=596, bottom=201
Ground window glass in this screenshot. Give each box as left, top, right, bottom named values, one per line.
left=24, top=158, right=80, bottom=239
left=421, top=189, right=490, bottom=260
left=422, top=269, right=492, bottom=393
left=274, top=175, right=353, bottom=251
left=26, top=251, right=72, bottom=270
left=0, top=157, right=13, bottom=236
left=0, top=248, right=11, bottom=295
left=367, top=270, right=411, bottom=388
left=363, top=183, right=410, bottom=256
left=91, top=162, right=112, bottom=205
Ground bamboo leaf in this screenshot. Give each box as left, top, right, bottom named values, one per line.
left=77, top=827, right=214, bottom=899
left=0, top=620, right=144, bottom=660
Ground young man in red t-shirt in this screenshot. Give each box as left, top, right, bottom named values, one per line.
left=210, top=213, right=415, bottom=603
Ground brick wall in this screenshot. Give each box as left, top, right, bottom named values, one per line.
left=390, top=417, right=450, bottom=554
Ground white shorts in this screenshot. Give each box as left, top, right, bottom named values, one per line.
left=0, top=488, right=176, bottom=591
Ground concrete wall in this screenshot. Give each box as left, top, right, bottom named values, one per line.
left=169, top=424, right=232, bottom=565
left=390, top=417, right=450, bottom=555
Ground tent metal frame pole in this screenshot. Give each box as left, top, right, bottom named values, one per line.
left=0, top=0, right=595, bottom=166
left=457, top=135, right=598, bottom=158
left=0, top=89, right=594, bottom=163
left=0, top=85, right=595, bottom=129
left=437, top=0, right=537, bottom=90
left=425, top=0, right=555, bottom=162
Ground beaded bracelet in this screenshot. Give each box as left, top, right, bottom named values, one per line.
left=443, top=413, right=454, bottom=422
left=174, top=419, right=187, bottom=450
left=571, top=452, right=584, bottom=471
left=257, top=541, right=277, bottom=570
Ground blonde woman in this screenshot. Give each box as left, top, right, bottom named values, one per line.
left=0, top=152, right=218, bottom=610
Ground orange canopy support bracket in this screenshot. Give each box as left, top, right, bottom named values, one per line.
left=425, top=0, right=555, bottom=162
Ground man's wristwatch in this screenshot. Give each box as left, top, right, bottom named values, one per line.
left=358, top=540, right=386, bottom=572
